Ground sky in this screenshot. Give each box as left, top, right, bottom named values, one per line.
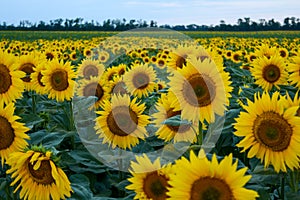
left=0, top=0, right=300, bottom=26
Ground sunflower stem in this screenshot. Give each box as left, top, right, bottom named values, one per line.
left=32, top=91, right=37, bottom=115
left=68, top=100, right=76, bottom=150
left=197, top=121, right=203, bottom=146
left=280, top=173, right=286, bottom=200
left=68, top=100, right=75, bottom=131
left=289, top=169, right=299, bottom=193
left=117, top=149, right=125, bottom=197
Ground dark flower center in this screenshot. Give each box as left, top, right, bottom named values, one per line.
left=0, top=64, right=12, bottom=94
left=50, top=70, right=69, bottom=91
left=262, top=64, right=281, bottom=83
left=83, top=65, right=98, bottom=79
left=182, top=73, right=216, bottom=107
left=107, top=106, right=138, bottom=136
left=28, top=160, right=55, bottom=185
left=190, top=177, right=233, bottom=200
left=132, top=73, right=150, bottom=90
left=253, top=111, right=292, bottom=151
left=20, top=63, right=35, bottom=82
left=0, top=116, right=15, bottom=150
left=143, top=172, right=169, bottom=200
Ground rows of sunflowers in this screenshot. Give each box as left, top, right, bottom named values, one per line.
left=0, top=30, right=300, bottom=199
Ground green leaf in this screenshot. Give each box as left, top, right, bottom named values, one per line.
left=162, top=115, right=191, bottom=126
left=69, top=174, right=93, bottom=200
left=29, top=130, right=72, bottom=148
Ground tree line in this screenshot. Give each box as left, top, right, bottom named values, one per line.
left=1, top=17, right=300, bottom=31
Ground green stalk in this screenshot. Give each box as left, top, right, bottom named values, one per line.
left=67, top=100, right=76, bottom=150
left=32, top=91, right=37, bottom=115
left=280, top=173, right=286, bottom=200
left=68, top=100, right=75, bottom=131
left=196, top=121, right=203, bottom=146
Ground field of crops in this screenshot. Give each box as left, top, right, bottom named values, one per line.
left=0, top=30, right=300, bottom=200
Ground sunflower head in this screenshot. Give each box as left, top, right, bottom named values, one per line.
left=0, top=103, right=30, bottom=165
left=6, top=145, right=73, bottom=200
left=95, top=94, right=150, bottom=149
left=234, top=92, right=300, bottom=172
left=126, top=154, right=174, bottom=200
left=167, top=149, right=259, bottom=200
left=168, top=57, right=232, bottom=123
left=41, top=59, right=76, bottom=102
left=0, top=51, right=25, bottom=105
left=77, top=58, right=105, bottom=80
left=251, top=55, right=288, bottom=91
left=123, top=63, right=157, bottom=98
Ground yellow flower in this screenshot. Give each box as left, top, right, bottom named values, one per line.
left=126, top=154, right=174, bottom=200
left=77, top=58, right=105, bottom=80
left=76, top=76, right=111, bottom=109
left=234, top=92, right=300, bottom=172
left=288, top=53, right=300, bottom=89
left=0, top=51, right=25, bottom=105
left=41, top=59, right=76, bottom=102
left=167, top=149, right=259, bottom=200
left=167, top=44, right=197, bottom=70
left=152, top=92, right=198, bottom=143
left=250, top=55, right=288, bottom=91
left=95, top=94, right=150, bottom=149
left=16, top=52, right=42, bottom=91
left=0, top=103, right=30, bottom=165
left=6, top=148, right=73, bottom=200
left=31, top=60, right=48, bottom=95
left=123, top=63, right=157, bottom=98
left=168, top=57, right=232, bottom=123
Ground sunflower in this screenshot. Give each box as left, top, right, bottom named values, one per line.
left=17, top=52, right=42, bottom=91
left=254, top=44, right=279, bottom=59
left=250, top=55, right=288, bottom=91
left=225, top=50, right=233, bottom=59
left=76, top=76, right=111, bottom=109
left=31, top=61, right=48, bottom=95
left=116, top=63, right=127, bottom=76
left=278, top=47, right=289, bottom=59
left=83, top=48, right=93, bottom=58
left=69, top=51, right=78, bottom=61
left=168, top=57, right=233, bottom=123
left=6, top=147, right=73, bottom=200
left=102, top=66, right=119, bottom=82
left=155, top=80, right=167, bottom=91
left=77, top=58, right=105, bottom=80
left=152, top=92, right=198, bottom=143
left=0, top=103, right=30, bottom=165
left=288, top=53, right=300, bottom=89
left=0, top=51, right=25, bottom=105
left=234, top=92, right=300, bottom=172
left=231, top=51, right=243, bottom=63
left=285, top=92, right=300, bottom=117
left=167, top=149, right=259, bottom=200
left=126, top=154, right=174, bottom=200
left=247, top=52, right=257, bottom=63
left=110, top=75, right=129, bottom=96
left=167, top=45, right=197, bottom=70
left=43, top=50, right=56, bottom=60
left=41, top=59, right=76, bottom=102
left=195, top=46, right=224, bottom=71
left=94, top=94, right=150, bottom=149
left=156, top=58, right=167, bottom=69
left=98, top=50, right=110, bottom=63
left=123, top=63, right=157, bottom=98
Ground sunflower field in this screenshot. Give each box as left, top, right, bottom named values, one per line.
left=0, top=29, right=300, bottom=200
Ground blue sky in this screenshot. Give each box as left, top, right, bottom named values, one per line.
left=1, top=0, right=300, bottom=26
